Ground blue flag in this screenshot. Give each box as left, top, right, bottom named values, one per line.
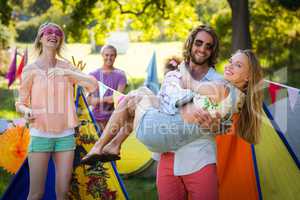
left=144, top=51, right=160, bottom=94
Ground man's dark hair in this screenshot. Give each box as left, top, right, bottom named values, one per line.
left=183, top=25, right=219, bottom=67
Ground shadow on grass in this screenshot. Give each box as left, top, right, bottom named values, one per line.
left=122, top=176, right=157, bottom=200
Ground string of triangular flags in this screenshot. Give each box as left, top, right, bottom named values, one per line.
left=264, top=79, right=300, bottom=111
left=5, top=48, right=28, bottom=88
left=97, top=81, right=126, bottom=108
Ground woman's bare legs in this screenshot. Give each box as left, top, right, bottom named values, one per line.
left=101, top=88, right=159, bottom=156
left=81, top=87, right=158, bottom=163
left=27, top=152, right=51, bottom=200
left=101, top=121, right=133, bottom=156
left=53, top=151, right=74, bottom=200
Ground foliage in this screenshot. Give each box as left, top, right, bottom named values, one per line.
left=0, top=0, right=12, bottom=26
left=129, top=0, right=198, bottom=41
left=251, top=0, right=300, bottom=85
left=277, top=0, right=300, bottom=11
left=14, top=1, right=69, bottom=42
left=199, top=0, right=232, bottom=61
left=0, top=23, right=13, bottom=49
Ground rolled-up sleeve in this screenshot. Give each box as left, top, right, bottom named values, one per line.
left=158, top=70, right=193, bottom=115
left=68, top=64, right=98, bottom=93
left=15, top=66, right=34, bottom=111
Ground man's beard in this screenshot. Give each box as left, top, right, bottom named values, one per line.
left=190, top=54, right=209, bottom=66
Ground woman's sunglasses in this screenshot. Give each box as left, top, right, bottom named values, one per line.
left=41, top=27, right=63, bottom=37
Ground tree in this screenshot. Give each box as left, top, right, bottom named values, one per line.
left=64, top=0, right=198, bottom=43
left=227, top=0, right=251, bottom=51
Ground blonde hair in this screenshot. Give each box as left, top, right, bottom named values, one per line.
left=236, top=49, right=264, bottom=144
left=34, top=22, right=65, bottom=57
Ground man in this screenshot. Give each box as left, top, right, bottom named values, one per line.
left=88, top=45, right=127, bottom=131
left=157, top=25, right=223, bottom=200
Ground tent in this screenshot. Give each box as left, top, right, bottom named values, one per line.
left=216, top=81, right=300, bottom=200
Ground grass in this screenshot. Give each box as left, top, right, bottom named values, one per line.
left=0, top=170, right=12, bottom=197
left=123, top=177, right=157, bottom=200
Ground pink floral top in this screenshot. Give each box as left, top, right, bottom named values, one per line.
left=16, top=60, right=97, bottom=134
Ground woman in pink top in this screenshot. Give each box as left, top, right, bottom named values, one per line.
left=15, top=22, right=97, bottom=200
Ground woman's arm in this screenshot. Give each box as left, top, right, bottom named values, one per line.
left=48, top=66, right=97, bottom=93
left=15, top=65, right=35, bottom=121
left=180, top=65, right=228, bottom=103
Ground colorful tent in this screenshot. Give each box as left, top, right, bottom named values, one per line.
left=216, top=81, right=300, bottom=200
left=1, top=86, right=129, bottom=200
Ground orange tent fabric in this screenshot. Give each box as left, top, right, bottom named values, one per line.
left=216, top=114, right=259, bottom=200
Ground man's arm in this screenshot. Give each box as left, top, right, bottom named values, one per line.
left=179, top=103, right=222, bottom=133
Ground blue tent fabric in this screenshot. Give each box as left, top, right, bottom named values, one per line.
left=1, top=158, right=56, bottom=200
left=144, top=51, right=160, bottom=94
left=0, top=119, right=9, bottom=133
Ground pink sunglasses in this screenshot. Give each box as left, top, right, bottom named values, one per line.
left=41, top=27, right=63, bottom=37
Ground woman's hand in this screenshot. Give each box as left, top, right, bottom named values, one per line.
left=23, top=107, right=35, bottom=122
left=48, top=67, right=67, bottom=78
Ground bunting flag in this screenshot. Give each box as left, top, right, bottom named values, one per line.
left=98, top=81, right=108, bottom=99
left=112, top=91, right=126, bottom=109
left=268, top=82, right=281, bottom=104
left=96, top=80, right=126, bottom=108
left=287, top=88, right=299, bottom=111
left=16, top=48, right=28, bottom=79
left=6, top=48, right=17, bottom=87
left=144, top=51, right=160, bottom=94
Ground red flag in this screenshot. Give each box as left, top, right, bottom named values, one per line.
left=16, top=56, right=25, bottom=78
left=6, top=48, right=17, bottom=88
left=16, top=48, right=27, bottom=79
left=268, top=82, right=281, bottom=104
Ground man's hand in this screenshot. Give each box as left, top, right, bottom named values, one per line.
left=180, top=103, right=222, bottom=133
